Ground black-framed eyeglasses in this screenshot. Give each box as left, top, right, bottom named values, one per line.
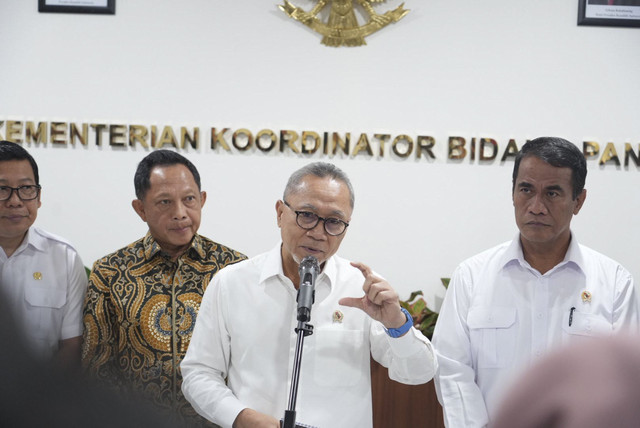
left=283, top=200, right=349, bottom=236
left=0, top=185, right=41, bottom=201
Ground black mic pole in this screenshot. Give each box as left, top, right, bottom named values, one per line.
left=282, top=256, right=318, bottom=428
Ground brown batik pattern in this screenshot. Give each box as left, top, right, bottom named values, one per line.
left=82, top=233, right=246, bottom=427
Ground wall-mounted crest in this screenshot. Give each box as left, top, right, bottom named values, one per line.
left=279, top=0, right=409, bottom=47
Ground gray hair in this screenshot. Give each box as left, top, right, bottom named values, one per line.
left=283, top=162, right=355, bottom=208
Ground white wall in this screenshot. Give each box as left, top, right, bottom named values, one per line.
left=1, top=0, right=639, bottom=309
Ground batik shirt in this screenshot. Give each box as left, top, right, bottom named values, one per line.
left=82, top=233, right=246, bottom=427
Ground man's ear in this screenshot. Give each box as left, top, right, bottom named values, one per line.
left=132, top=199, right=147, bottom=222
left=200, top=191, right=207, bottom=208
left=275, top=200, right=284, bottom=227
left=573, top=189, right=587, bottom=215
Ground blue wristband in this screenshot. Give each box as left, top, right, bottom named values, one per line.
left=385, top=307, right=413, bottom=338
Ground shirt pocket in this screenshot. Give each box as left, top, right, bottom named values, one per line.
left=468, top=306, right=517, bottom=369
left=562, top=311, right=612, bottom=337
left=25, top=284, right=66, bottom=309
left=312, top=329, right=365, bottom=387
left=24, top=284, right=67, bottom=340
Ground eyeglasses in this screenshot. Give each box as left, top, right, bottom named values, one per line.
left=0, top=185, right=41, bottom=201
left=283, top=200, right=349, bottom=236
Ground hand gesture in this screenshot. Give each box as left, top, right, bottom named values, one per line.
left=338, top=262, right=407, bottom=330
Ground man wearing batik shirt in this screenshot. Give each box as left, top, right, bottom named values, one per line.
left=82, top=150, right=246, bottom=427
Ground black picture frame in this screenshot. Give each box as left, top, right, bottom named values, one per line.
left=578, top=0, right=640, bottom=27
left=38, top=0, right=115, bottom=15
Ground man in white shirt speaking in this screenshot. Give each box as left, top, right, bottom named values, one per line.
left=432, top=136, right=639, bottom=428
left=181, top=161, right=436, bottom=428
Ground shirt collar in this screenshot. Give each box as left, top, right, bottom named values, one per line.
left=259, top=244, right=285, bottom=284
left=563, top=233, right=586, bottom=272
left=0, top=228, right=47, bottom=260
left=259, top=242, right=336, bottom=289
left=142, top=232, right=206, bottom=260
left=500, top=232, right=585, bottom=274
left=499, top=234, right=524, bottom=268
left=20, top=228, right=47, bottom=253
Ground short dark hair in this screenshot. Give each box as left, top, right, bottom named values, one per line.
left=284, top=162, right=355, bottom=208
left=512, top=137, right=587, bottom=200
left=134, top=150, right=201, bottom=200
left=0, top=141, right=40, bottom=185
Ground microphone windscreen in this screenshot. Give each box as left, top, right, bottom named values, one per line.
left=299, top=256, right=319, bottom=282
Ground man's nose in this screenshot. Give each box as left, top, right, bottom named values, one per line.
left=5, top=190, right=23, bottom=206
left=306, top=220, right=327, bottom=239
left=173, top=202, right=188, bottom=219
left=529, top=194, right=548, bottom=215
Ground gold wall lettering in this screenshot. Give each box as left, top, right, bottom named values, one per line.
left=0, top=120, right=638, bottom=168
left=448, top=137, right=519, bottom=162
left=583, top=141, right=639, bottom=167
left=1, top=121, right=199, bottom=150
left=210, top=128, right=436, bottom=159
left=599, top=143, right=620, bottom=166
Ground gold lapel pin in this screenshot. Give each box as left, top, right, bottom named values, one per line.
left=581, top=290, right=592, bottom=303
left=33, top=272, right=43, bottom=280
left=332, top=310, right=344, bottom=323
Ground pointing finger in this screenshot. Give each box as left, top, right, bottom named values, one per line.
left=339, top=296, right=364, bottom=310
left=350, top=261, right=373, bottom=278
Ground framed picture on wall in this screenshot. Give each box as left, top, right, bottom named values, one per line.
left=38, top=0, right=116, bottom=15
left=578, top=0, right=640, bottom=27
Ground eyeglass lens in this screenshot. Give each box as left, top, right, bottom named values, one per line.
left=0, top=186, right=40, bottom=201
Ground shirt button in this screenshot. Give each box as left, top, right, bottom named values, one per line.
left=537, top=313, right=543, bottom=319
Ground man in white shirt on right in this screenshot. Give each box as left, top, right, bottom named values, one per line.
left=432, top=136, right=639, bottom=428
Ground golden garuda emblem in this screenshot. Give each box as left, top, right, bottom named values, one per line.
left=279, top=0, right=409, bottom=47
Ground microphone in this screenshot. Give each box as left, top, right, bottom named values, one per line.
left=297, top=256, right=319, bottom=322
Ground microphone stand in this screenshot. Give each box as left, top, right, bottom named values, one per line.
left=282, top=256, right=319, bottom=428
left=282, top=319, right=314, bottom=428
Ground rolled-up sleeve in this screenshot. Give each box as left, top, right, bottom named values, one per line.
left=370, top=316, right=437, bottom=385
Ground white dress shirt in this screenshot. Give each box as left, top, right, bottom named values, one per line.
left=0, top=227, right=88, bottom=359
left=432, top=234, right=638, bottom=428
left=181, top=244, right=436, bottom=428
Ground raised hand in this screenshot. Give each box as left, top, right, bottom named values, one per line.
left=338, top=262, right=407, bottom=330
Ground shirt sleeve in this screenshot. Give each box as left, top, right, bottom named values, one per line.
left=60, top=250, right=88, bottom=340
left=82, top=262, right=121, bottom=385
left=432, top=264, right=489, bottom=428
left=369, top=315, right=437, bottom=385
left=180, top=273, right=246, bottom=428
left=613, top=265, right=639, bottom=333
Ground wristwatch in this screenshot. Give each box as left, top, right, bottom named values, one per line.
left=385, top=307, right=413, bottom=338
